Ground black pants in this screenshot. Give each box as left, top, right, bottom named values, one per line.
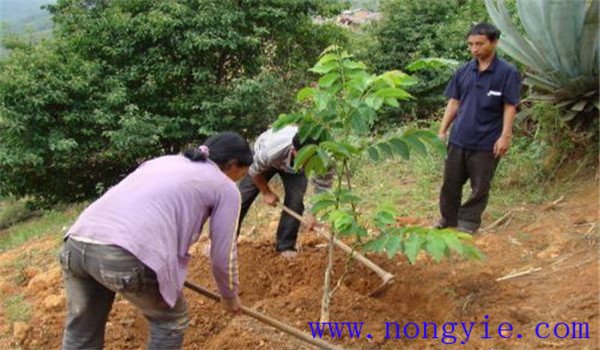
left=439, top=144, right=500, bottom=231
left=237, top=169, right=308, bottom=251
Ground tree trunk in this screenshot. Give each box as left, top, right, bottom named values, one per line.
left=320, top=231, right=334, bottom=322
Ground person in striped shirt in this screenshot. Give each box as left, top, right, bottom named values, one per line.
left=237, top=125, right=331, bottom=259
left=59, top=132, right=253, bottom=350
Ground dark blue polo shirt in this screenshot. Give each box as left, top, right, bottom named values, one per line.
left=444, top=55, right=521, bottom=152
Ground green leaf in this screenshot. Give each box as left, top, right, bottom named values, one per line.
left=380, top=70, right=419, bottom=87
left=377, top=142, right=394, bottom=157
left=309, top=61, right=338, bottom=74
left=318, top=73, right=340, bottom=88
left=365, top=95, right=384, bottom=110
left=350, top=108, right=369, bottom=134
left=298, top=123, right=314, bottom=142
left=302, top=123, right=323, bottom=142
left=375, top=87, right=413, bottom=100
left=339, top=141, right=359, bottom=154
left=338, top=190, right=361, bottom=204
left=395, top=75, right=419, bottom=87
left=293, top=144, right=317, bottom=170
left=305, top=153, right=327, bottom=176
left=311, top=199, right=337, bottom=213
left=365, top=235, right=388, bottom=252
left=272, top=113, right=299, bottom=130
left=366, top=146, right=380, bottom=162
left=316, top=147, right=330, bottom=169
left=402, top=134, right=427, bottom=156
left=296, top=87, right=317, bottom=102
left=356, top=105, right=376, bottom=125
left=384, top=97, right=400, bottom=107
left=347, top=71, right=372, bottom=92
left=375, top=210, right=396, bottom=226
left=315, top=92, right=329, bottom=111
left=454, top=231, right=474, bottom=241
left=380, top=74, right=396, bottom=88
left=425, top=235, right=447, bottom=262
left=352, top=224, right=369, bottom=238
left=329, top=210, right=354, bottom=232
left=343, top=60, right=367, bottom=70
left=321, top=141, right=351, bottom=158
left=440, top=233, right=463, bottom=255
left=420, top=134, right=446, bottom=155
left=310, top=124, right=325, bottom=141
left=319, top=53, right=339, bottom=64
left=404, top=234, right=424, bottom=264
left=386, top=235, right=402, bottom=259
left=312, top=191, right=336, bottom=203
left=389, top=137, right=410, bottom=160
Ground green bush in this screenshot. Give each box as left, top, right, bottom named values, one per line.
left=354, top=0, right=490, bottom=123
left=0, top=0, right=347, bottom=204
left=496, top=103, right=597, bottom=192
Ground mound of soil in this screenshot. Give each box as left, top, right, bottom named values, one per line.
left=1, top=179, right=598, bottom=349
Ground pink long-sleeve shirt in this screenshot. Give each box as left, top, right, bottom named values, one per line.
left=66, top=155, right=240, bottom=307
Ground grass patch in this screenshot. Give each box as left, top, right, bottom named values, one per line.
left=4, top=294, right=31, bottom=323
left=0, top=198, right=37, bottom=230
left=0, top=203, right=85, bottom=252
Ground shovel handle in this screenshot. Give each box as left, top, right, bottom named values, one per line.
left=184, top=281, right=345, bottom=350
left=278, top=204, right=394, bottom=283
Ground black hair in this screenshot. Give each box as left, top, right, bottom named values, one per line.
left=183, top=131, right=253, bottom=168
left=467, top=23, right=501, bottom=42
left=292, top=132, right=319, bottom=151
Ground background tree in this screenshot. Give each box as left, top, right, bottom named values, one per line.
left=352, top=0, right=489, bottom=123
left=0, top=0, right=347, bottom=204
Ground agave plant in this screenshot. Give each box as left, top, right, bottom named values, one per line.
left=485, top=0, right=599, bottom=122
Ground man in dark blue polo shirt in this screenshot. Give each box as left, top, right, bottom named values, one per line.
left=435, top=23, right=521, bottom=233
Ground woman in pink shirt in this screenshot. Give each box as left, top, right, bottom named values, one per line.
left=60, top=132, right=252, bottom=350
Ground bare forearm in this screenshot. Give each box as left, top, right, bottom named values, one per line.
left=251, top=174, right=272, bottom=195
left=439, top=99, right=460, bottom=134
left=501, top=104, right=517, bottom=138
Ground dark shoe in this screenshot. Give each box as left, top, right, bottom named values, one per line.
left=456, top=220, right=479, bottom=234
left=432, top=220, right=455, bottom=230
left=457, top=226, right=478, bottom=234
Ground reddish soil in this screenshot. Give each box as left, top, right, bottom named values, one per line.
left=1, top=178, right=598, bottom=349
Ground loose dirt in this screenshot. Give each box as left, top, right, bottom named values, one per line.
left=1, top=178, right=598, bottom=349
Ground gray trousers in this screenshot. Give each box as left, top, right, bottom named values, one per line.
left=60, top=237, right=189, bottom=350
left=439, top=144, right=500, bottom=231
left=237, top=169, right=308, bottom=251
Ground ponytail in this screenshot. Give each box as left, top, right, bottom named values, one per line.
left=183, top=132, right=253, bottom=168
left=183, top=145, right=211, bottom=162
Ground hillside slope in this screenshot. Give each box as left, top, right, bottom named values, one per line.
left=0, top=175, right=597, bottom=349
